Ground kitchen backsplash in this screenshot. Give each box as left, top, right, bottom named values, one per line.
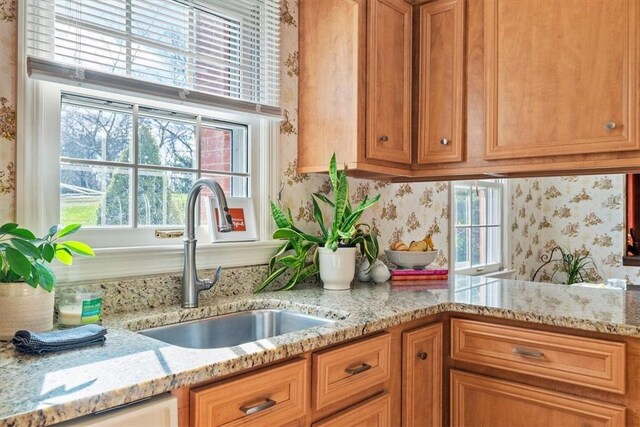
left=508, top=175, right=634, bottom=283
left=0, top=0, right=633, bottom=284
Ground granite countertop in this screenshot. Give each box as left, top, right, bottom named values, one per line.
left=2, top=275, right=640, bottom=426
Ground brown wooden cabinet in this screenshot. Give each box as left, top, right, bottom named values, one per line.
left=298, top=0, right=412, bottom=177
left=414, top=0, right=465, bottom=166
left=483, top=0, right=638, bottom=161
left=298, top=0, right=640, bottom=180
left=451, top=370, right=626, bottom=427
left=402, top=323, right=442, bottom=427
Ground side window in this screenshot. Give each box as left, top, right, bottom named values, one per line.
left=452, top=181, right=504, bottom=275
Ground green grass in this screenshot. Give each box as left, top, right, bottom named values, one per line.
left=61, top=201, right=100, bottom=226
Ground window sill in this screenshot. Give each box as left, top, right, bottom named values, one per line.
left=52, top=240, right=283, bottom=284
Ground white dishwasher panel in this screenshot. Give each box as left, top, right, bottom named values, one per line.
left=56, top=394, right=178, bottom=427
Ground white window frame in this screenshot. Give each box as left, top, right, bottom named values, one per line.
left=449, top=180, right=506, bottom=276
left=17, top=8, right=281, bottom=283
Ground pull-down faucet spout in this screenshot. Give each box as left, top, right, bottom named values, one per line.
left=182, top=178, right=233, bottom=308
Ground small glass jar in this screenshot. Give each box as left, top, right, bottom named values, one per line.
left=57, top=286, right=103, bottom=328
left=606, top=278, right=627, bottom=290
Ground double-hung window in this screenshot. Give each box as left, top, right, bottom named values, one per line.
left=19, top=0, right=281, bottom=281
left=451, top=180, right=504, bottom=275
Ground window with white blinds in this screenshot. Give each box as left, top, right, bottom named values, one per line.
left=24, top=0, right=281, bottom=117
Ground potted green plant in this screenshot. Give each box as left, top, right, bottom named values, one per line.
left=312, top=155, right=380, bottom=290
left=256, top=154, right=380, bottom=292
left=0, top=223, right=94, bottom=340
left=531, top=246, right=599, bottom=285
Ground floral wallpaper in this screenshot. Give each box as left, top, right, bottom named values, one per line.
left=508, top=175, right=635, bottom=284
left=0, top=0, right=16, bottom=223
left=277, top=0, right=450, bottom=267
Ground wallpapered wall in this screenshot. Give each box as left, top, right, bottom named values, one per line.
left=508, top=175, right=638, bottom=283
left=0, top=0, right=634, bottom=283
left=0, top=0, right=16, bottom=223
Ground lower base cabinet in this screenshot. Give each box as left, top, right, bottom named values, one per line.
left=312, top=393, right=391, bottom=427
left=450, top=370, right=626, bottom=427
left=402, top=323, right=442, bottom=427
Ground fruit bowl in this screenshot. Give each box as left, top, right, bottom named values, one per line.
left=384, top=249, right=438, bottom=269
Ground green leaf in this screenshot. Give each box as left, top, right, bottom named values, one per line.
left=0, top=223, right=18, bottom=233
left=5, top=246, right=33, bottom=279
left=273, top=228, right=324, bottom=244
left=277, top=255, right=302, bottom=268
left=9, top=238, right=42, bottom=259
left=41, top=243, right=55, bottom=263
left=270, top=202, right=291, bottom=229
left=311, top=195, right=328, bottom=238
left=34, top=262, right=55, bottom=292
left=328, top=153, right=338, bottom=192
left=312, top=192, right=334, bottom=208
left=48, top=224, right=60, bottom=238
left=269, top=242, right=291, bottom=273
left=57, top=223, right=81, bottom=238
left=25, top=265, right=40, bottom=288
left=4, top=228, right=36, bottom=240
left=59, top=241, right=95, bottom=257
left=254, top=265, right=288, bottom=293
left=55, top=247, right=73, bottom=265
left=332, top=171, right=349, bottom=234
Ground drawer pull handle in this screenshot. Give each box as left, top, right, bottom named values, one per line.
left=240, top=398, right=276, bottom=415
left=345, top=363, right=372, bottom=375
left=512, top=347, right=545, bottom=358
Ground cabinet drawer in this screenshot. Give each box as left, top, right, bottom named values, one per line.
left=451, top=319, right=625, bottom=393
left=190, top=359, right=306, bottom=427
left=451, top=370, right=626, bottom=427
left=313, top=333, right=391, bottom=411
left=312, top=393, right=391, bottom=427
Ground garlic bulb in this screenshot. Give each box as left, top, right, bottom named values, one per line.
left=370, top=260, right=391, bottom=283
left=356, top=259, right=372, bottom=282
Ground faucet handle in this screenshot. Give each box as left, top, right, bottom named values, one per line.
left=197, top=266, right=223, bottom=292
left=212, top=265, right=223, bottom=286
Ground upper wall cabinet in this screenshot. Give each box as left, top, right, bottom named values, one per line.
left=298, top=0, right=413, bottom=177
left=415, top=0, right=465, bottom=165
left=483, top=0, right=638, bottom=160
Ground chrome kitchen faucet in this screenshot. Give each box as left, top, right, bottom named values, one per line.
left=182, top=178, right=233, bottom=308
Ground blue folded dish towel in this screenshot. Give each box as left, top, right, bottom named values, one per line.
left=12, top=324, right=107, bottom=355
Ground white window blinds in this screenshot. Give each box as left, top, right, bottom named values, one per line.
left=24, top=0, right=281, bottom=117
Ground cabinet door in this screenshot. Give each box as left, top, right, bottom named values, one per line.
left=416, top=0, right=465, bottom=165
left=366, top=0, right=412, bottom=165
left=451, top=370, right=626, bottom=427
left=312, top=393, right=391, bottom=427
left=484, top=0, right=638, bottom=160
left=402, top=323, right=442, bottom=427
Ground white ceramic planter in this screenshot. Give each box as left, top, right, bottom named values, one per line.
left=318, top=246, right=357, bottom=290
left=0, top=283, right=55, bottom=341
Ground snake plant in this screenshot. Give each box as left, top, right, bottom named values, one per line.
left=255, top=154, right=380, bottom=292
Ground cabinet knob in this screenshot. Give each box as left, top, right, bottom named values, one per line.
left=379, top=135, right=389, bottom=142
left=604, top=121, right=617, bottom=130
left=440, top=138, right=449, bottom=145
left=417, top=351, right=428, bottom=360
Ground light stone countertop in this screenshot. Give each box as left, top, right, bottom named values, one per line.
left=1, top=275, right=639, bottom=426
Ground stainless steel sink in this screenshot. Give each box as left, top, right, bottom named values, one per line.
left=138, top=309, right=335, bottom=349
